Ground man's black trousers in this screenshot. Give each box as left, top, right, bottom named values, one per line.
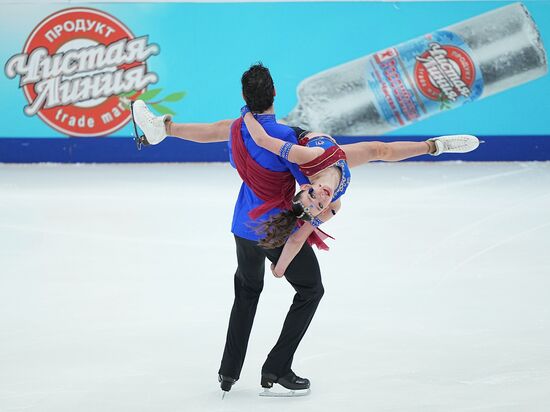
left=218, top=235, right=324, bottom=380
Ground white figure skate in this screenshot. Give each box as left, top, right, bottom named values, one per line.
left=130, top=99, right=172, bottom=150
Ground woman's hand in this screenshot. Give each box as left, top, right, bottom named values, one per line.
left=270, top=263, right=284, bottom=278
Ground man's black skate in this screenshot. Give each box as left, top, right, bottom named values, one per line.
left=218, top=374, right=237, bottom=399
left=130, top=100, right=150, bottom=151
left=259, top=371, right=311, bottom=397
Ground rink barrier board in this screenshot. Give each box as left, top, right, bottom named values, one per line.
left=1, top=135, right=549, bottom=163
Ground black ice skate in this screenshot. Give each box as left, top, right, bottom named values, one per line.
left=218, top=374, right=237, bottom=399
left=259, top=371, right=311, bottom=397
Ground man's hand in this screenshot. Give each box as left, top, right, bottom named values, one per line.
left=270, top=263, right=284, bottom=278
left=241, top=105, right=250, bottom=118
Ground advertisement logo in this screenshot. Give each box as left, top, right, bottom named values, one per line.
left=414, top=42, right=476, bottom=105
left=4, top=7, right=159, bottom=136
left=375, top=48, right=398, bottom=63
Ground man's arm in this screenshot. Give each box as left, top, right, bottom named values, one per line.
left=168, top=119, right=233, bottom=143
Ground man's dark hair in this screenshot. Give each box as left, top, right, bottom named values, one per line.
left=241, top=63, right=275, bottom=113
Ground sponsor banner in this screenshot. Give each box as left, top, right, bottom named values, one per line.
left=5, top=8, right=159, bottom=137
left=0, top=2, right=549, bottom=161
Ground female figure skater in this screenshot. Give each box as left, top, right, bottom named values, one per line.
left=239, top=105, right=479, bottom=276
left=131, top=99, right=479, bottom=277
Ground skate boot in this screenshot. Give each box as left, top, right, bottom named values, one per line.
left=428, top=134, right=480, bottom=156
left=130, top=99, right=172, bottom=150
left=218, top=374, right=237, bottom=399
left=259, top=371, right=311, bottom=397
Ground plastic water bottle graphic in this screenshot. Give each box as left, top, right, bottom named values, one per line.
left=284, top=3, right=547, bottom=135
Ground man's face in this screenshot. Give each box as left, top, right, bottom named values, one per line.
left=297, top=184, right=333, bottom=217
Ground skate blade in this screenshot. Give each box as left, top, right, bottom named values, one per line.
left=129, top=101, right=149, bottom=151
left=259, top=387, right=311, bottom=397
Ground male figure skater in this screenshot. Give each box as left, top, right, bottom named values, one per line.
left=132, top=63, right=324, bottom=397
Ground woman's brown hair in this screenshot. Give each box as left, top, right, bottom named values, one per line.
left=256, top=191, right=311, bottom=249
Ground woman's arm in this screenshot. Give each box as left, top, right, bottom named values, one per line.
left=310, top=199, right=341, bottom=227
left=273, top=199, right=342, bottom=277
left=168, top=119, right=233, bottom=143
left=272, top=223, right=315, bottom=277
left=242, top=112, right=323, bottom=165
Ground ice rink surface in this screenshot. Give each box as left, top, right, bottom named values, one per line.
left=1, top=161, right=549, bottom=412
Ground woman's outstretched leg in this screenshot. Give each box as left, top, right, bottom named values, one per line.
left=167, top=119, right=233, bottom=143
left=342, top=134, right=480, bottom=168
left=342, top=140, right=435, bottom=168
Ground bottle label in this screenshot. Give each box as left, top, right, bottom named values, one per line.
left=366, top=30, right=484, bottom=128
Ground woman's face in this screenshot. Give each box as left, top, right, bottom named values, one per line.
left=297, top=184, right=333, bottom=217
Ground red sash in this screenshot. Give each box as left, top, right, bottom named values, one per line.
left=230, top=118, right=332, bottom=250
left=299, top=145, right=347, bottom=177
left=231, top=118, right=295, bottom=219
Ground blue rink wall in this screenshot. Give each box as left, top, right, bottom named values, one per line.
left=2, top=135, right=550, bottom=163
left=1, top=1, right=549, bottom=162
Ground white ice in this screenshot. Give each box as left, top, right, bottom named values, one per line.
left=1, top=162, right=549, bottom=412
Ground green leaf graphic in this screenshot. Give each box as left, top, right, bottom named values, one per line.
left=119, top=90, right=137, bottom=98
left=162, top=91, right=187, bottom=102
left=139, top=88, right=163, bottom=101
left=151, top=103, right=176, bottom=116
